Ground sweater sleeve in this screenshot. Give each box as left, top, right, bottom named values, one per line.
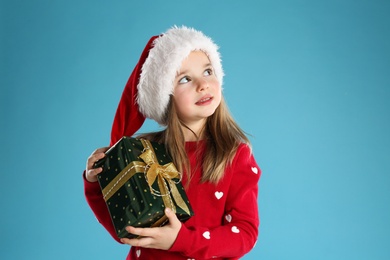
left=169, top=145, right=261, bottom=259
left=83, top=171, right=122, bottom=243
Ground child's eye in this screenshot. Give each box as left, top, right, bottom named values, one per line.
left=204, top=68, right=213, bottom=76
left=178, top=76, right=191, bottom=84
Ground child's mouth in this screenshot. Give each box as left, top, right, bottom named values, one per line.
left=196, top=97, right=213, bottom=105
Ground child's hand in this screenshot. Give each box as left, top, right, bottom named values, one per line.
left=120, top=208, right=182, bottom=250
left=85, top=147, right=109, bottom=182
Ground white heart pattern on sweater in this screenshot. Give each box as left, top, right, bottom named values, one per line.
left=231, top=226, right=240, bottom=233
left=225, top=214, right=232, bottom=222
left=215, top=191, right=223, bottom=199
left=136, top=249, right=141, bottom=257
left=203, top=231, right=211, bottom=239
left=251, top=167, right=258, bottom=174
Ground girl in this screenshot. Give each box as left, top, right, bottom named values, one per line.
left=84, top=26, right=261, bottom=260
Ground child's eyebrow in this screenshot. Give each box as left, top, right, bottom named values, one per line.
left=176, top=70, right=188, bottom=78
left=204, top=63, right=212, bottom=68
left=176, top=63, right=213, bottom=78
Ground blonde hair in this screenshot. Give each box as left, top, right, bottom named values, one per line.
left=140, top=96, right=250, bottom=184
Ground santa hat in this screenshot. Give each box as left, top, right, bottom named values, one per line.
left=110, top=26, right=224, bottom=145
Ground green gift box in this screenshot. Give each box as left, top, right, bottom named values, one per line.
left=94, top=136, right=194, bottom=239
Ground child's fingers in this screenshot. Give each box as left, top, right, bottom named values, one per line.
left=125, top=226, right=157, bottom=238
left=85, top=167, right=103, bottom=182
left=86, top=147, right=109, bottom=170
left=120, top=236, right=154, bottom=248
left=86, top=153, right=105, bottom=170
left=87, top=167, right=103, bottom=176
left=165, top=208, right=181, bottom=228
left=85, top=147, right=109, bottom=182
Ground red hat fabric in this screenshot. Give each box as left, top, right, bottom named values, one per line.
left=110, top=36, right=159, bottom=145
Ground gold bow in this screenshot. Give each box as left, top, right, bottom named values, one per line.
left=139, top=143, right=191, bottom=216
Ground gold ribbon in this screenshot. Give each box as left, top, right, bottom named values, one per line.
left=102, top=138, right=191, bottom=216
left=102, top=161, right=146, bottom=201
left=139, top=139, right=191, bottom=216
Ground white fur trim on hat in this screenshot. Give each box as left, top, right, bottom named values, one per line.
left=136, top=26, right=224, bottom=125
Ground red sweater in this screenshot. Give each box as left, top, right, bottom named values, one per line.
left=84, top=141, right=261, bottom=259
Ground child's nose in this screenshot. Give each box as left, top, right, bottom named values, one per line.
left=197, top=79, right=209, bottom=91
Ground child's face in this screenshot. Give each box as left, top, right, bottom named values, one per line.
left=173, top=51, right=222, bottom=127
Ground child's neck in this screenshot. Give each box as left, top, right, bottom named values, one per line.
left=181, top=120, right=206, bottom=142
left=183, top=132, right=202, bottom=142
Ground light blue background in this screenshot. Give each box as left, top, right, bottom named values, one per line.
left=1, top=0, right=389, bottom=259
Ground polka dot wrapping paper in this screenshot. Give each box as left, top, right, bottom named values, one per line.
left=94, top=136, right=194, bottom=239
